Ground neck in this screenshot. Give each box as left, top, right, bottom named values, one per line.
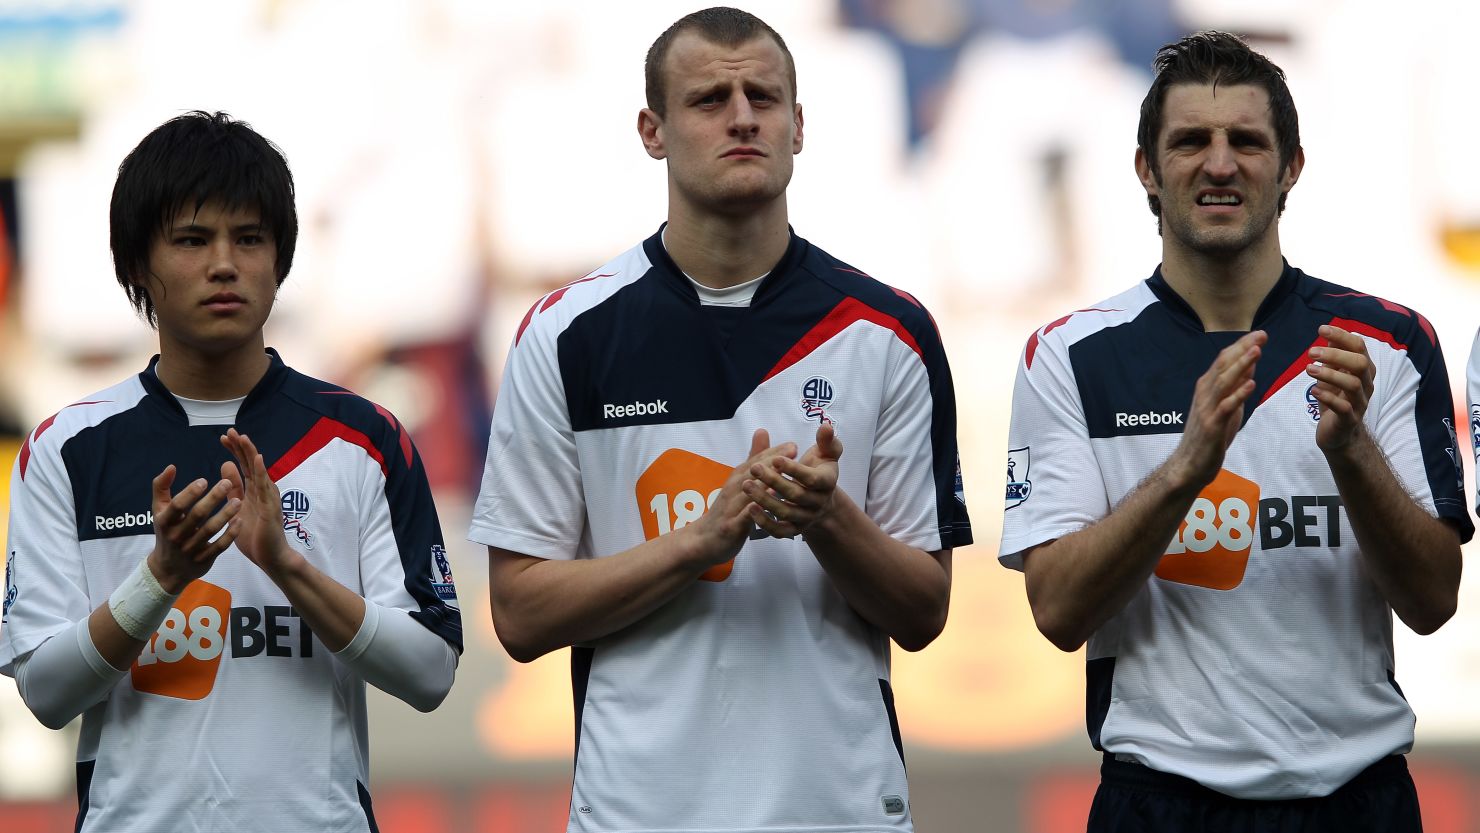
left=155, top=337, right=271, bottom=400
left=663, top=197, right=791, bottom=289
left=1159, top=234, right=1285, bottom=332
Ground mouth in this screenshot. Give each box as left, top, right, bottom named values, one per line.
left=202, top=292, right=246, bottom=312
left=722, top=147, right=766, bottom=159
left=1197, top=191, right=1242, bottom=208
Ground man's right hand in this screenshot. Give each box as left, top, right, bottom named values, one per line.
left=146, top=464, right=241, bottom=594
left=1165, top=330, right=1267, bottom=491
left=685, top=429, right=796, bottom=568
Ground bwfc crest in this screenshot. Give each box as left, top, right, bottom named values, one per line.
left=281, top=489, right=314, bottom=550
left=1304, top=383, right=1322, bottom=422
left=1005, top=447, right=1032, bottom=509
left=3, top=550, right=16, bottom=623
left=800, top=376, right=836, bottom=425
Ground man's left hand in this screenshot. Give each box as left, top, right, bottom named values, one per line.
left=1307, top=324, right=1376, bottom=453
left=221, top=428, right=297, bottom=576
left=743, top=424, right=843, bottom=539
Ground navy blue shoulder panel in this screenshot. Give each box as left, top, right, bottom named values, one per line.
left=558, top=231, right=971, bottom=547
left=61, top=353, right=462, bottom=650
left=804, top=246, right=973, bottom=548
left=1295, top=272, right=1472, bottom=542
left=255, top=359, right=463, bottom=651
left=559, top=231, right=847, bottom=432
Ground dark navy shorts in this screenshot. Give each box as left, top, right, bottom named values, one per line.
left=1087, top=753, right=1422, bottom=833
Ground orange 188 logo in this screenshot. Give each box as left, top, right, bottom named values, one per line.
left=131, top=580, right=232, bottom=700
left=1155, top=468, right=1259, bottom=590
left=636, top=449, right=734, bottom=581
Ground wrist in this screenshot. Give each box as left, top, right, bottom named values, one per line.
left=146, top=551, right=192, bottom=595
left=111, top=555, right=182, bottom=641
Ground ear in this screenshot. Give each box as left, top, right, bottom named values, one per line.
left=1281, top=145, right=1305, bottom=194
left=1134, top=146, right=1158, bottom=199
left=792, top=102, right=804, bottom=155
left=638, top=108, right=666, bottom=160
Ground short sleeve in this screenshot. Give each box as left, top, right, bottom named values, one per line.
left=469, top=310, right=587, bottom=560
left=1, top=434, right=90, bottom=675
left=998, top=333, right=1111, bottom=570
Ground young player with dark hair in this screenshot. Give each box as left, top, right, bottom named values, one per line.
left=0, top=111, right=462, bottom=833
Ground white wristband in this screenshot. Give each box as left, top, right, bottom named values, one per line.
left=108, top=558, right=180, bottom=642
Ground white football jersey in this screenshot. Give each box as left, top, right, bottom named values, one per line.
left=1, top=352, right=462, bottom=832
left=471, top=229, right=971, bottom=833
left=1001, top=265, right=1470, bottom=799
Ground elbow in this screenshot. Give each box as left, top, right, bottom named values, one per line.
left=893, top=602, right=950, bottom=653
left=1402, top=596, right=1457, bottom=637
left=1031, top=606, right=1088, bottom=653
left=26, top=701, right=76, bottom=731
left=492, top=622, right=553, bottom=664
left=406, top=683, right=452, bottom=714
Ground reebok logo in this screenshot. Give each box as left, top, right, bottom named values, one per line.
left=96, top=511, right=153, bottom=532
left=603, top=399, right=669, bottom=419
left=1116, top=410, right=1183, bottom=427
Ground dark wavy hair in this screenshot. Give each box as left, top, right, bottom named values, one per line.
left=1137, top=31, right=1300, bottom=221
left=110, top=110, right=297, bottom=326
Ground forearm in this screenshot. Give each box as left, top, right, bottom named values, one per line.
left=260, top=554, right=365, bottom=652
left=801, top=490, right=951, bottom=651
left=1023, top=457, right=1205, bottom=652
left=335, top=602, right=458, bottom=712
left=1325, top=432, right=1462, bottom=634
left=488, top=528, right=718, bottom=662
left=16, top=619, right=129, bottom=729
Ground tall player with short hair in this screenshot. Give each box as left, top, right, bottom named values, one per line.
left=0, top=111, right=462, bottom=833
left=471, top=7, right=971, bottom=832
left=1001, top=32, right=1469, bottom=832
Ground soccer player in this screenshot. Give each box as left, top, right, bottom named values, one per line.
left=1001, top=32, right=1470, bottom=832
left=0, top=112, right=462, bottom=832
left=470, top=7, right=971, bottom=832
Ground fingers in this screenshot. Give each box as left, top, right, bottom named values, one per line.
left=155, top=476, right=241, bottom=560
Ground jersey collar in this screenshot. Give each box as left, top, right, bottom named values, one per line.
left=1145, top=259, right=1299, bottom=332
left=643, top=223, right=808, bottom=306
left=138, top=349, right=291, bottom=423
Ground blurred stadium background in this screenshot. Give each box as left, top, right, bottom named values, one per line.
left=4, top=1, right=1480, bottom=830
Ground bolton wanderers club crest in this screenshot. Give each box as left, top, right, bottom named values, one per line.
left=1005, top=447, right=1032, bottom=509
left=1304, top=383, right=1322, bottom=422
left=800, top=376, right=836, bottom=425
left=281, top=489, right=314, bottom=550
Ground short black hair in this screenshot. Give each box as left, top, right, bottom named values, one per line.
left=110, top=110, right=297, bottom=326
left=1137, top=31, right=1301, bottom=220
left=645, top=7, right=795, bottom=117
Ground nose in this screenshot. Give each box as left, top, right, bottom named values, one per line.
left=727, top=94, right=759, bottom=137
left=1202, top=135, right=1237, bottom=181
left=207, top=238, right=239, bottom=282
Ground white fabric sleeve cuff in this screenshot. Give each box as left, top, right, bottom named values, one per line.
left=13, top=620, right=128, bottom=730
left=333, top=601, right=458, bottom=712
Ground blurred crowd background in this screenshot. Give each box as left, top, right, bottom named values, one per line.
left=5, top=1, right=1480, bottom=831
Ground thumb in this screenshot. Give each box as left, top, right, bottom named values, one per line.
left=816, top=424, right=843, bottom=462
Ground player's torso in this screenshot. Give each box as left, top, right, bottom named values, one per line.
left=68, top=394, right=375, bottom=832
left=553, top=245, right=919, bottom=832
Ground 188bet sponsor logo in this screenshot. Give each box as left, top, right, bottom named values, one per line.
left=1156, top=468, right=1343, bottom=590
left=635, top=448, right=748, bottom=582
left=131, top=580, right=319, bottom=700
